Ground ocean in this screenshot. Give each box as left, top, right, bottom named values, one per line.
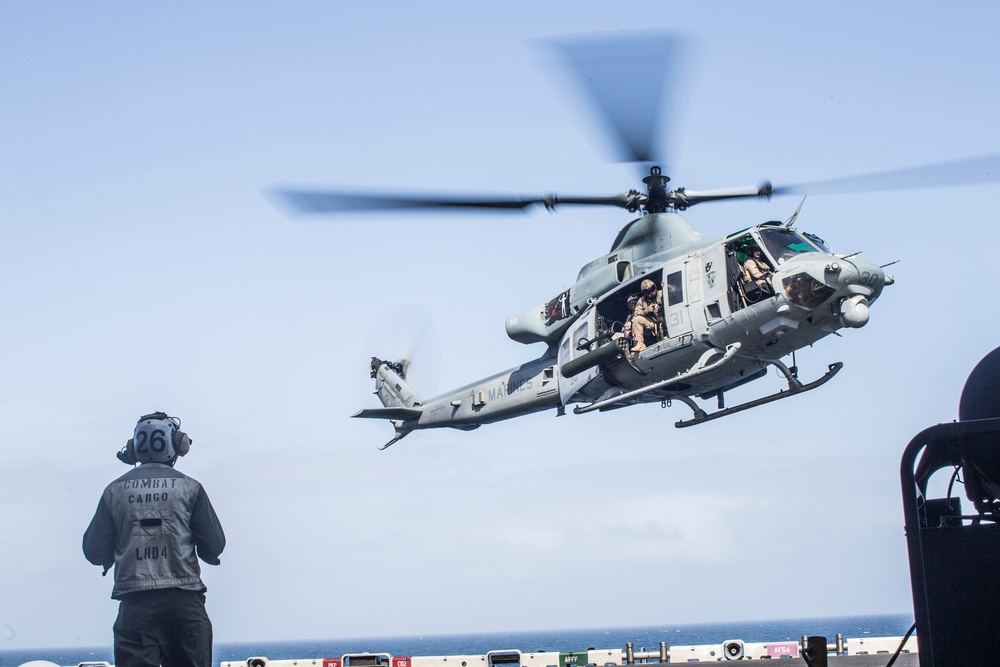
left=0, top=614, right=914, bottom=667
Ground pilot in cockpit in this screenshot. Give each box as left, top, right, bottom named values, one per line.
left=743, top=246, right=773, bottom=291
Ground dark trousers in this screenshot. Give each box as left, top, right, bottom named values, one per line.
left=114, top=588, right=213, bottom=667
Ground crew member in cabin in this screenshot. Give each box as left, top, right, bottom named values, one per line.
left=743, top=246, right=773, bottom=290
left=631, top=278, right=664, bottom=353
left=83, top=412, right=226, bottom=667
left=621, top=295, right=639, bottom=345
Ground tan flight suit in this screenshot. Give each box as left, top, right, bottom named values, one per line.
left=631, top=291, right=664, bottom=352
left=744, top=255, right=772, bottom=287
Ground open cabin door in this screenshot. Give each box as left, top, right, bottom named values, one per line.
left=697, top=244, right=730, bottom=325
left=557, top=306, right=599, bottom=405
left=662, top=262, right=693, bottom=339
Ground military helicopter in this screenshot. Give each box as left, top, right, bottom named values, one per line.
left=268, top=32, right=1000, bottom=449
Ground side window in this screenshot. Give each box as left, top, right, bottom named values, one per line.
left=666, top=271, right=683, bottom=306
left=572, top=322, right=590, bottom=355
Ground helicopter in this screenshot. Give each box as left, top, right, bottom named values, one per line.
left=268, top=31, right=1000, bottom=450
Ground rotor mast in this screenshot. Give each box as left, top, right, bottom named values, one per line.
left=640, top=166, right=672, bottom=213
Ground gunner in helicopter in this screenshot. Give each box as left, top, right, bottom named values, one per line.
left=631, top=278, right=664, bottom=353
left=621, top=295, right=638, bottom=344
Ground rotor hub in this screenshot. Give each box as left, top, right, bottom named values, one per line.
left=642, top=166, right=673, bottom=213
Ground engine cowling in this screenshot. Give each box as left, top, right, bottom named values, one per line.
left=505, top=260, right=631, bottom=344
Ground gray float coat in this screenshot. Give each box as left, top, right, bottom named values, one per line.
left=83, top=463, right=225, bottom=599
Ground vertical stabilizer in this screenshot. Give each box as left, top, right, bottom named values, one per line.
left=369, top=357, right=423, bottom=409
left=352, top=357, right=425, bottom=449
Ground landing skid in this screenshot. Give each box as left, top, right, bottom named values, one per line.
left=573, top=344, right=743, bottom=415
left=674, top=361, right=843, bottom=428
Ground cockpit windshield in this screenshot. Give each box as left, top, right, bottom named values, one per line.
left=803, top=232, right=831, bottom=253
left=759, top=227, right=820, bottom=264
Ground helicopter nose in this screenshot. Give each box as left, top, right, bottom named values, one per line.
left=778, top=254, right=888, bottom=327
left=835, top=257, right=885, bottom=328
left=838, top=256, right=886, bottom=295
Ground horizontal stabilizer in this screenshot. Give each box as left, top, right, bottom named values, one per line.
left=352, top=407, right=423, bottom=421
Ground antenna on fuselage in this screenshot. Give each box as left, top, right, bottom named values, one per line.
left=784, top=196, right=807, bottom=227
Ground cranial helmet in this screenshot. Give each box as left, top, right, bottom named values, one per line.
left=117, top=412, right=192, bottom=465
left=641, top=279, right=655, bottom=292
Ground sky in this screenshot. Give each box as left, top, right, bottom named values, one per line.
left=3, top=0, right=1000, bottom=652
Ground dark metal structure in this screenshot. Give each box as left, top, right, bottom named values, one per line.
left=901, top=348, right=1000, bottom=666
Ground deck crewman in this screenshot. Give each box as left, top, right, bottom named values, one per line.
left=83, top=412, right=226, bottom=667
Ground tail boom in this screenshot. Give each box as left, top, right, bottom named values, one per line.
left=355, top=353, right=560, bottom=448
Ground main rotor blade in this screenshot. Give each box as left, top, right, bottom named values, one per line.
left=774, top=153, right=1000, bottom=196
left=678, top=183, right=773, bottom=208
left=267, top=190, right=536, bottom=214
left=265, top=189, right=634, bottom=216
left=544, top=30, right=692, bottom=173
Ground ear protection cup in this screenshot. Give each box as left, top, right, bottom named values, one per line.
left=174, top=430, right=192, bottom=457
left=117, top=439, right=138, bottom=465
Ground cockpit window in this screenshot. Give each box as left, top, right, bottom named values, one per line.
left=783, top=272, right=836, bottom=309
left=759, top=228, right=818, bottom=264
left=803, top=232, right=831, bottom=253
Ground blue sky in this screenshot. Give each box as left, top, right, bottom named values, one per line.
left=3, top=0, right=1000, bottom=651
